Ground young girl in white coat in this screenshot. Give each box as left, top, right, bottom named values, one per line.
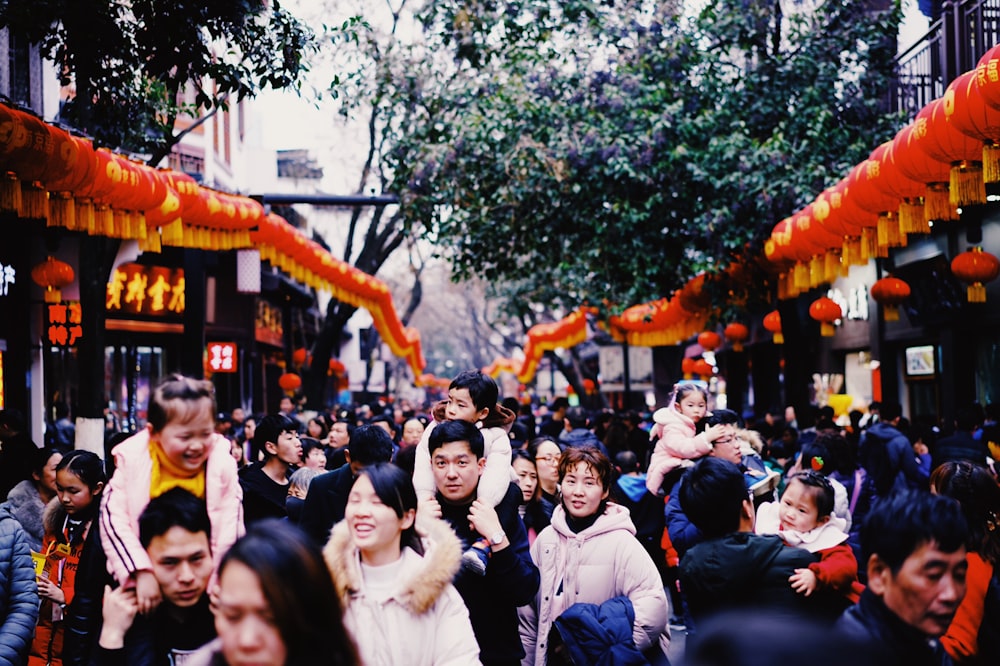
left=519, top=446, right=669, bottom=666
left=324, top=463, right=481, bottom=666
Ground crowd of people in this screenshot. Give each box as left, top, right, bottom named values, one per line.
left=0, top=374, right=998, bottom=665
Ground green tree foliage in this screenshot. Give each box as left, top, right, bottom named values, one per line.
left=0, top=0, right=318, bottom=163
left=378, top=0, right=903, bottom=320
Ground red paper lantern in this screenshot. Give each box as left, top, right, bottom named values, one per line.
left=724, top=322, right=749, bottom=351
left=809, top=297, right=843, bottom=337
left=31, top=256, right=74, bottom=303
left=914, top=97, right=985, bottom=207
left=870, top=276, right=911, bottom=321
left=292, top=347, right=309, bottom=367
left=697, top=330, right=721, bottom=352
left=328, top=358, right=346, bottom=375
left=945, top=69, right=1000, bottom=188
left=692, top=358, right=714, bottom=378
left=762, top=310, right=783, bottom=344
left=278, top=372, right=302, bottom=392
left=951, top=246, right=1000, bottom=302
left=681, top=357, right=696, bottom=378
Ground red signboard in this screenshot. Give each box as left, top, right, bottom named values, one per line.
left=207, top=342, right=238, bottom=373
left=45, top=301, right=83, bottom=347
left=107, top=263, right=184, bottom=317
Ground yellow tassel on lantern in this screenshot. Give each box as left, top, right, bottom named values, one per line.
left=925, top=182, right=957, bottom=222
left=950, top=161, right=986, bottom=207
left=48, top=192, right=75, bottom=229
left=984, top=142, right=1000, bottom=185
left=20, top=181, right=48, bottom=220
left=0, top=172, right=22, bottom=214
left=825, top=252, right=841, bottom=283
left=968, top=283, right=987, bottom=303
left=94, top=204, right=112, bottom=235
left=883, top=304, right=901, bottom=322
left=793, top=262, right=810, bottom=291
left=820, top=322, right=835, bottom=337
left=899, top=198, right=928, bottom=234
left=809, top=255, right=824, bottom=288
left=861, top=228, right=878, bottom=260
left=877, top=212, right=903, bottom=248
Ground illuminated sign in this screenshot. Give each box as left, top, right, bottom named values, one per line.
left=107, top=263, right=185, bottom=317
left=45, top=301, right=83, bottom=347
left=0, top=262, right=14, bottom=296
left=207, top=342, right=238, bottom=373
left=254, top=299, right=283, bottom=347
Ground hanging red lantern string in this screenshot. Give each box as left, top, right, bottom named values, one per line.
left=945, top=69, right=1000, bottom=193
left=881, top=129, right=930, bottom=235
left=894, top=121, right=957, bottom=224
left=870, top=276, right=911, bottom=321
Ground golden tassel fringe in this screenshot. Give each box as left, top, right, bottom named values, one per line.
left=20, top=181, right=48, bottom=220
left=984, top=143, right=1000, bottom=185
left=925, top=183, right=957, bottom=222
left=0, top=173, right=22, bottom=214
left=968, top=283, right=987, bottom=303
left=950, top=161, right=986, bottom=207
left=899, top=198, right=928, bottom=234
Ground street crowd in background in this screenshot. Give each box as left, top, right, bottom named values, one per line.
left=0, top=374, right=998, bottom=665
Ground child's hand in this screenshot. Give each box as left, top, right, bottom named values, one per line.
left=419, top=497, right=442, bottom=520
left=789, top=568, right=818, bottom=596
left=703, top=424, right=726, bottom=443
left=99, top=584, right=139, bottom=649
left=37, top=576, right=66, bottom=605
left=134, top=569, right=162, bottom=615
left=468, top=499, right=503, bottom=543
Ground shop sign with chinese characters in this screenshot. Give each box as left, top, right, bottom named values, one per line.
left=207, top=342, right=238, bottom=373
left=106, top=263, right=184, bottom=318
left=45, top=302, right=83, bottom=347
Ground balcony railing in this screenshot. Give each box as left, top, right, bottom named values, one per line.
left=892, top=0, right=1000, bottom=119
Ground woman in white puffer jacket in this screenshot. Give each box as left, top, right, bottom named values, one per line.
left=324, top=463, right=481, bottom=666
left=518, top=446, right=669, bottom=666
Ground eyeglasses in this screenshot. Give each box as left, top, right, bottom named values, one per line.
left=535, top=454, right=560, bottom=464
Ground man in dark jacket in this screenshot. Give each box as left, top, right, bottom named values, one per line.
left=836, top=490, right=968, bottom=666
left=239, top=413, right=302, bottom=525
left=95, top=488, right=216, bottom=665
left=425, top=420, right=540, bottom=666
left=932, top=405, right=989, bottom=472
left=299, top=424, right=394, bottom=547
left=558, top=407, right=608, bottom=456
left=858, top=402, right=930, bottom=498
left=0, top=504, right=38, bottom=665
left=678, top=457, right=827, bottom=630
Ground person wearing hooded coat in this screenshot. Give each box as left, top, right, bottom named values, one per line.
left=0, top=503, right=39, bottom=666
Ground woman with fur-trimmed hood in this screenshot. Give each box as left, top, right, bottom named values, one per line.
left=323, top=463, right=481, bottom=666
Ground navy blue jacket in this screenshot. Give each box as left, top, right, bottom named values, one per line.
left=837, top=589, right=955, bottom=666
left=0, top=506, right=39, bottom=666
left=551, top=596, right=648, bottom=666
left=439, top=483, right=540, bottom=665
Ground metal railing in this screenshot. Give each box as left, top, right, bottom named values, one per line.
left=891, top=0, right=1000, bottom=119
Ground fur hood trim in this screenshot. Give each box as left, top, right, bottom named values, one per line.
left=42, top=497, right=66, bottom=536
left=431, top=399, right=516, bottom=429
left=324, top=508, right=462, bottom=616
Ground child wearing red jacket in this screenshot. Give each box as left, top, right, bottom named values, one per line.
left=755, top=471, right=864, bottom=604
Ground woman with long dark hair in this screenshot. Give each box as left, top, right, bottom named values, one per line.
left=190, top=519, right=360, bottom=666
left=323, top=463, right=479, bottom=665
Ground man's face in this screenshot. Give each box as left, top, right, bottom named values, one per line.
left=431, top=440, right=485, bottom=504
left=707, top=424, right=741, bottom=464
left=146, top=526, right=213, bottom=608
left=231, top=408, right=245, bottom=424
left=870, top=540, right=967, bottom=637
left=327, top=422, right=350, bottom=448
left=279, top=397, right=294, bottom=414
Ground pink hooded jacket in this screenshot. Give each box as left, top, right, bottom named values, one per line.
left=99, top=429, right=245, bottom=585
left=645, top=407, right=714, bottom=494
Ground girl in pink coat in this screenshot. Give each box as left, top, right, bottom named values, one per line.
left=646, top=384, right=726, bottom=494
left=99, top=374, right=244, bottom=615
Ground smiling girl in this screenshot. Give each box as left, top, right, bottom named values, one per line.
left=323, top=463, right=479, bottom=666
left=100, top=373, right=244, bottom=616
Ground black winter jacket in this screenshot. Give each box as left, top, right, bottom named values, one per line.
left=837, top=588, right=955, bottom=666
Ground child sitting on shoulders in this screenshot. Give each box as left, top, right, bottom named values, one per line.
left=100, top=373, right=244, bottom=615
left=413, top=369, right=516, bottom=573
left=755, top=471, right=863, bottom=605
left=646, top=383, right=726, bottom=495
